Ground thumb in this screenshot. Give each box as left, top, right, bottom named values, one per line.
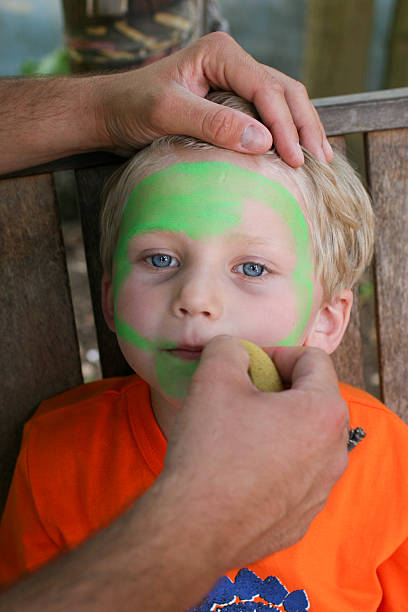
left=188, top=335, right=251, bottom=395
left=168, top=86, right=272, bottom=154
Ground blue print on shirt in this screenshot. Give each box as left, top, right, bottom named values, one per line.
left=189, top=568, right=309, bottom=611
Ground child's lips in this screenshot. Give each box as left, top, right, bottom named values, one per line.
left=167, top=346, right=204, bottom=361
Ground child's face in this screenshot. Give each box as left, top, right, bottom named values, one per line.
left=103, top=151, right=328, bottom=407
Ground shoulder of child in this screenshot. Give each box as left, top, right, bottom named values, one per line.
left=34, top=375, right=142, bottom=417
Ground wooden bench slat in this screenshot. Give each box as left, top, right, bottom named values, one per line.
left=332, top=286, right=365, bottom=390
left=314, top=87, right=408, bottom=136
left=0, top=174, right=83, bottom=514
left=75, top=165, right=132, bottom=379
left=366, top=127, right=408, bottom=420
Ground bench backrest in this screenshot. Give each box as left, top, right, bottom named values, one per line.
left=1, top=88, right=408, bottom=516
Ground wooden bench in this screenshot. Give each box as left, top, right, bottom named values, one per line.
left=1, top=87, right=408, bottom=517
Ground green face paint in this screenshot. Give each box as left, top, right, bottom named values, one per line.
left=113, top=161, right=314, bottom=399
left=155, top=351, right=199, bottom=399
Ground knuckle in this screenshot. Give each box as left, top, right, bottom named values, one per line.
left=291, top=79, right=308, bottom=97
left=202, top=30, right=234, bottom=49
left=202, top=108, right=236, bottom=144
left=268, top=79, right=285, bottom=97
left=312, top=385, right=349, bottom=435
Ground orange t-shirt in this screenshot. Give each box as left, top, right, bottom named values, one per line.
left=0, top=376, right=407, bottom=611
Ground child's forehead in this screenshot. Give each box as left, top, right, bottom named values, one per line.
left=118, top=154, right=312, bottom=264
left=141, top=148, right=307, bottom=216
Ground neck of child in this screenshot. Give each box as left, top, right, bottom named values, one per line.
left=150, top=386, right=180, bottom=440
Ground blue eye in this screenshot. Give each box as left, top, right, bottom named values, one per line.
left=148, top=254, right=179, bottom=268
left=242, top=262, right=265, bottom=277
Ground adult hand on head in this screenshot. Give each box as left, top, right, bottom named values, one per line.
left=98, top=32, right=332, bottom=167
left=1, top=32, right=331, bottom=174
left=163, top=336, right=349, bottom=572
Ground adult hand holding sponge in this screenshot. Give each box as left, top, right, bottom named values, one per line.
left=239, top=339, right=283, bottom=392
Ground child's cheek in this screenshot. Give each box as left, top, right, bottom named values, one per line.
left=240, top=285, right=301, bottom=347
left=115, top=275, right=154, bottom=336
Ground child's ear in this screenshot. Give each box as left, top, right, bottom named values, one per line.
left=303, top=289, right=353, bottom=354
left=101, top=273, right=116, bottom=332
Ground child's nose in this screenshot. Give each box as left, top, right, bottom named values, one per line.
left=171, top=274, right=223, bottom=321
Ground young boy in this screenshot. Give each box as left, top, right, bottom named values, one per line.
left=1, top=93, right=408, bottom=611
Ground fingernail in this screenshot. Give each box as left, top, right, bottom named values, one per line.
left=240, top=125, right=269, bottom=152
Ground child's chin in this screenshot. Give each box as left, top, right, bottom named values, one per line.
left=154, top=350, right=200, bottom=402
left=149, top=380, right=186, bottom=410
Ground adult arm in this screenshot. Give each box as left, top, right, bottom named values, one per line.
left=0, top=339, right=348, bottom=612
left=0, top=32, right=332, bottom=175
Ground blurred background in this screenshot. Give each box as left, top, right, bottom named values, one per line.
left=2, top=0, right=406, bottom=89
left=1, top=0, right=407, bottom=391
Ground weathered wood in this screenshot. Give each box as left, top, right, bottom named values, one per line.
left=0, top=174, right=83, bottom=515
left=327, top=135, right=347, bottom=156
left=314, top=88, right=408, bottom=136
left=331, top=286, right=365, bottom=389
left=0, top=152, right=125, bottom=180
left=75, top=164, right=133, bottom=378
left=327, top=136, right=365, bottom=388
left=365, top=128, right=408, bottom=420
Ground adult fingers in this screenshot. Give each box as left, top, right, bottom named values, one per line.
left=249, top=77, right=305, bottom=166
left=193, top=34, right=302, bottom=165
left=264, top=346, right=350, bottom=446
left=247, top=66, right=332, bottom=165
left=268, top=67, right=333, bottom=162
left=266, top=346, right=339, bottom=391
left=194, top=33, right=329, bottom=166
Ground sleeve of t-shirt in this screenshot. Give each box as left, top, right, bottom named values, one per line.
left=0, top=430, right=60, bottom=591
left=377, top=536, right=408, bottom=610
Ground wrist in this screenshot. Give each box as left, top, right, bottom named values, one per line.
left=79, top=73, right=117, bottom=152
left=72, top=75, right=110, bottom=153
left=150, top=471, right=227, bottom=575
left=121, top=471, right=226, bottom=610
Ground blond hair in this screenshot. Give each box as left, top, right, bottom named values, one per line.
left=100, top=92, right=374, bottom=301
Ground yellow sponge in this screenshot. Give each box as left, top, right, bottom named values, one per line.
left=239, top=339, right=283, bottom=392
